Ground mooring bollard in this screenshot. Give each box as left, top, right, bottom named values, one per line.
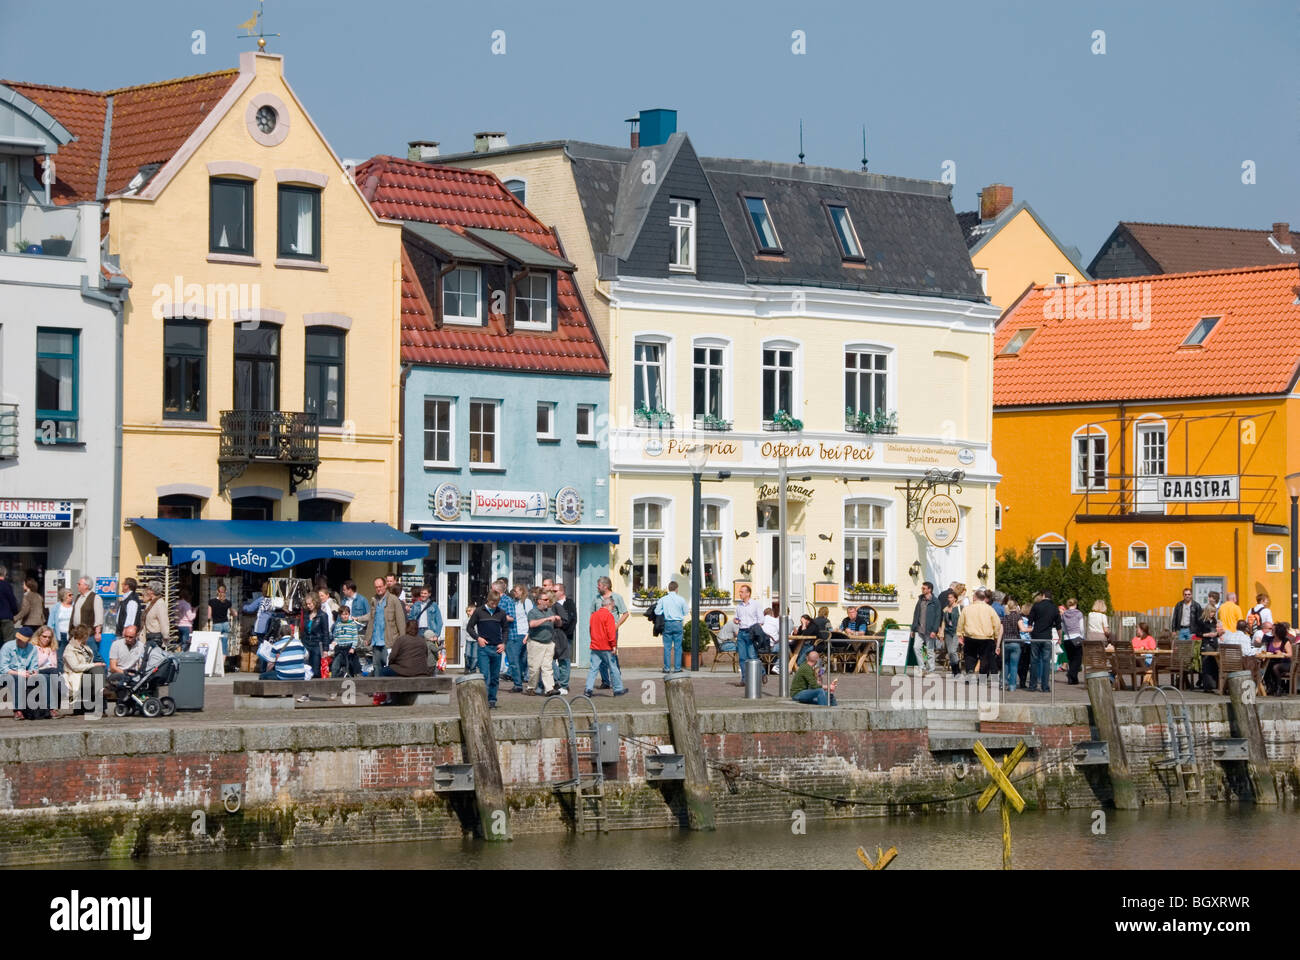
left=1225, top=670, right=1279, bottom=805
left=1083, top=669, right=1139, bottom=810
left=455, top=674, right=511, bottom=840
left=664, top=674, right=716, bottom=831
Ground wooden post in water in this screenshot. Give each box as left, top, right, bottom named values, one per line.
left=1084, top=669, right=1139, bottom=810
left=455, top=674, right=511, bottom=840
left=1225, top=670, right=1279, bottom=805
left=665, top=675, right=716, bottom=831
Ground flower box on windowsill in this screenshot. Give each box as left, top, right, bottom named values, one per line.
left=844, top=422, right=899, bottom=436
left=845, top=591, right=899, bottom=604
left=632, top=591, right=667, bottom=608
left=761, top=420, right=803, bottom=432
left=699, top=596, right=731, bottom=608
left=693, top=417, right=733, bottom=432
left=634, top=411, right=675, bottom=429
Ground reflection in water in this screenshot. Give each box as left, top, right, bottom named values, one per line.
left=80, top=804, right=1299, bottom=870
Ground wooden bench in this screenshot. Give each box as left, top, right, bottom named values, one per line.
left=232, top=676, right=453, bottom=710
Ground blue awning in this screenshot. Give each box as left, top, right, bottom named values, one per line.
left=416, top=523, right=619, bottom=545
left=131, top=518, right=429, bottom=571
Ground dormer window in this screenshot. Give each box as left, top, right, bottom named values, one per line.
left=668, top=198, right=696, bottom=273
left=827, top=204, right=863, bottom=259
left=443, top=266, right=482, bottom=325
left=514, top=274, right=552, bottom=330
left=1182, top=316, right=1219, bottom=347
left=1000, top=328, right=1036, bottom=356
left=743, top=196, right=781, bottom=253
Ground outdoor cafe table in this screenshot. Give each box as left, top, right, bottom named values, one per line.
left=1254, top=652, right=1289, bottom=695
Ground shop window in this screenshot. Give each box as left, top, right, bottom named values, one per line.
left=163, top=319, right=207, bottom=420
left=157, top=494, right=202, bottom=519
left=298, top=498, right=343, bottom=523
left=231, top=496, right=275, bottom=522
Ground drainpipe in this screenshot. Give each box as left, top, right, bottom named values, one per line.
left=398, top=363, right=411, bottom=533
left=1117, top=402, right=1127, bottom=514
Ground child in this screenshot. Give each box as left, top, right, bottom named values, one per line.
left=329, top=604, right=362, bottom=678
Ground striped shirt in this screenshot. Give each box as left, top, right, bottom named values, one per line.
left=269, top=634, right=309, bottom=680
left=506, top=596, right=532, bottom=641
left=331, top=619, right=361, bottom=648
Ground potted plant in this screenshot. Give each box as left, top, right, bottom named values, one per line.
left=682, top=617, right=713, bottom=668
left=700, top=584, right=732, bottom=607
left=41, top=234, right=72, bottom=257
left=694, top=413, right=732, bottom=432
left=634, top=406, right=674, bottom=429
left=763, top=409, right=803, bottom=431
left=632, top=586, right=667, bottom=608
left=845, top=582, right=899, bottom=603
left=845, top=407, right=899, bottom=435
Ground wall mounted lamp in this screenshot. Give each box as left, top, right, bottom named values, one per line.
left=740, top=559, right=754, bottom=577
left=978, top=563, right=990, bottom=582
left=680, top=557, right=692, bottom=576
left=619, top=559, right=632, bottom=577
left=908, top=560, right=922, bottom=578
left=823, top=558, right=836, bottom=579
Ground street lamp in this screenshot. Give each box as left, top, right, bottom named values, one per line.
left=1286, top=472, right=1300, bottom=625
left=687, top=443, right=710, bottom=671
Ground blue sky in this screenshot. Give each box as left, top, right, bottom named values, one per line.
left=3, top=0, right=1295, bottom=261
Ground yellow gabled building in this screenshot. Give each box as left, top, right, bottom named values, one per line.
left=960, top=183, right=1092, bottom=311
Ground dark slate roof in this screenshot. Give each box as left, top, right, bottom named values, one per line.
left=956, top=210, right=981, bottom=248
left=563, top=138, right=984, bottom=301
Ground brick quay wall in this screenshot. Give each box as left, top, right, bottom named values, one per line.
left=2, top=701, right=1298, bottom=865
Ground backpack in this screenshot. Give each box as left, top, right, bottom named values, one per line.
left=1246, top=607, right=1268, bottom=636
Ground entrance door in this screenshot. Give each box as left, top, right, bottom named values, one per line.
left=1135, top=423, right=1166, bottom=514
left=758, top=533, right=805, bottom=616
left=434, top=542, right=467, bottom=666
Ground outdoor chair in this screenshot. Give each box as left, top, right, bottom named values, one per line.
left=709, top=614, right=738, bottom=673
left=1217, top=645, right=1244, bottom=695
left=1170, top=637, right=1198, bottom=691
left=1081, top=639, right=1110, bottom=676
left=1111, top=647, right=1141, bottom=690
left=1150, top=646, right=1173, bottom=687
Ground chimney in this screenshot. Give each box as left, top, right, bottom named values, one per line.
left=637, top=109, right=677, bottom=148
left=407, top=140, right=440, bottom=162
left=1272, top=221, right=1292, bottom=249
left=473, top=132, right=508, bottom=154
left=625, top=116, right=640, bottom=148
left=979, top=183, right=1014, bottom=221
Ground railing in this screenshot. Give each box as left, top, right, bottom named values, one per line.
left=0, top=200, right=81, bottom=257
left=218, top=409, right=319, bottom=493
left=0, top=403, right=16, bottom=458
left=1077, top=472, right=1280, bottom=523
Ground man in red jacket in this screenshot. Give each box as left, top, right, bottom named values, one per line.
left=585, top=597, right=628, bottom=697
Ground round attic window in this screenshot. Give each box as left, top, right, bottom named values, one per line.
left=255, top=105, right=278, bottom=134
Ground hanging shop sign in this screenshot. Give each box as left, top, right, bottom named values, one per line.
left=470, top=489, right=547, bottom=519
left=554, top=486, right=583, bottom=524
left=1155, top=475, right=1239, bottom=503
left=432, top=482, right=462, bottom=522
left=922, top=494, right=961, bottom=549
left=0, top=499, right=74, bottom=529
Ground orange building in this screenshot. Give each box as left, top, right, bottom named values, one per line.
left=993, top=263, right=1300, bottom=617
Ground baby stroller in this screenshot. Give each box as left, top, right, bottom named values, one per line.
left=112, top=642, right=180, bottom=718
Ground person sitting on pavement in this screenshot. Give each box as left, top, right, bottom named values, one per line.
left=1, top=626, right=40, bottom=719
left=791, top=650, right=836, bottom=706
left=62, top=625, right=103, bottom=714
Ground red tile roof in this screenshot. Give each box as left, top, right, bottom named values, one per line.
left=4, top=70, right=238, bottom=203
left=1118, top=221, right=1297, bottom=273
left=993, top=263, right=1300, bottom=406
left=357, top=155, right=608, bottom=376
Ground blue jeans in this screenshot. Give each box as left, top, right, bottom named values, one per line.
left=663, top=622, right=683, bottom=672
left=553, top=658, right=570, bottom=688
left=505, top=636, right=527, bottom=688
left=303, top=642, right=322, bottom=679
left=371, top=645, right=387, bottom=673
left=476, top=643, right=502, bottom=703
left=214, top=621, right=230, bottom=655
left=1178, top=627, right=1191, bottom=642
left=178, top=626, right=192, bottom=650
left=793, top=688, right=836, bottom=706
left=598, top=650, right=621, bottom=686
left=586, top=649, right=624, bottom=694
left=1003, top=642, right=1021, bottom=690
left=738, top=627, right=759, bottom=665
left=1029, top=640, right=1052, bottom=691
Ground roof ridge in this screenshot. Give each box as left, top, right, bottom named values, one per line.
left=103, top=68, right=239, bottom=96
left=1024, top=261, right=1299, bottom=292
left=2, top=79, right=105, bottom=97
left=1121, top=220, right=1283, bottom=234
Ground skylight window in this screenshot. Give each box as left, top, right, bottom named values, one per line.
left=1182, top=316, right=1219, bottom=346
left=828, top=204, right=863, bottom=259
left=1000, top=328, right=1036, bottom=356
left=744, top=196, right=781, bottom=252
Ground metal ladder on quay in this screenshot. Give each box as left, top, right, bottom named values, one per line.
left=540, top=694, right=607, bottom=834
left=1135, top=685, right=1202, bottom=802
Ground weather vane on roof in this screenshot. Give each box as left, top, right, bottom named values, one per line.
left=237, top=1, right=280, bottom=51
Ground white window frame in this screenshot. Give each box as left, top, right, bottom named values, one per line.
left=842, top=497, right=892, bottom=588
left=844, top=343, right=894, bottom=422
left=442, top=266, right=482, bottom=325
left=513, top=273, right=552, bottom=331
left=468, top=398, right=501, bottom=469
left=974, top=268, right=988, bottom=295
left=1034, top=533, right=1067, bottom=569
left=761, top=338, right=800, bottom=426
left=1166, top=542, right=1187, bottom=570
left=1129, top=541, right=1149, bottom=569
left=422, top=395, right=455, bottom=467
left=536, top=401, right=556, bottom=440
left=668, top=198, right=696, bottom=273
left=1089, top=540, right=1111, bottom=571
left=993, top=501, right=1002, bottom=531
left=632, top=335, right=672, bottom=418
left=692, top=336, right=730, bottom=424
left=1265, top=544, right=1283, bottom=572
left=631, top=496, right=672, bottom=594
left=576, top=403, right=597, bottom=442
left=699, top=497, right=730, bottom=591
left=1072, top=426, right=1110, bottom=492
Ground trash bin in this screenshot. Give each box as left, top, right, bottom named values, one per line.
left=743, top=659, right=763, bottom=699
left=168, top=652, right=207, bottom=711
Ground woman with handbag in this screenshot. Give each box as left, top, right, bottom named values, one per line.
left=301, top=593, right=329, bottom=680
left=142, top=582, right=169, bottom=648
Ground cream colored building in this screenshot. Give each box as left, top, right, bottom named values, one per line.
left=436, top=117, right=1001, bottom=662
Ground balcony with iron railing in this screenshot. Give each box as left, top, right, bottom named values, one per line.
left=1075, top=472, right=1282, bottom=525
left=0, top=403, right=17, bottom=459
left=218, top=409, right=319, bottom=493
